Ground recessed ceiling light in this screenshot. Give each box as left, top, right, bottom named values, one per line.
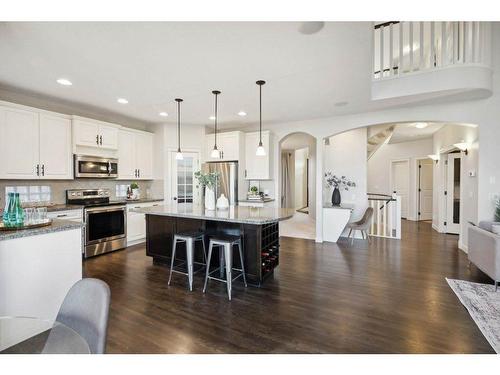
left=238, top=111, right=247, bottom=117
left=209, top=116, right=216, bottom=120
left=159, top=112, right=168, bottom=117
left=335, top=101, right=348, bottom=107
left=414, top=123, right=428, bottom=129
left=117, top=98, right=129, bottom=104
left=56, top=78, right=72, bottom=86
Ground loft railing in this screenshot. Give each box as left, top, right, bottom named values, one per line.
left=373, top=21, right=490, bottom=80
left=368, top=193, right=401, bottom=239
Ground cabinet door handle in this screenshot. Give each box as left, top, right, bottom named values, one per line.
left=36, top=164, right=40, bottom=176
left=96, top=134, right=99, bottom=145
left=138, top=169, right=140, bottom=178
left=57, top=214, right=68, bottom=218
left=41, top=164, right=45, bottom=176
left=245, top=169, right=247, bottom=178
left=134, top=169, right=137, bottom=178
left=100, top=135, right=103, bottom=145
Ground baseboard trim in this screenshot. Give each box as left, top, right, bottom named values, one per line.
left=127, top=238, right=146, bottom=247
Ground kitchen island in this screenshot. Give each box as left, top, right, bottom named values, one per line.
left=134, top=204, right=294, bottom=286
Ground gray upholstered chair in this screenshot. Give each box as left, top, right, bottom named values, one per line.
left=54, top=278, right=111, bottom=354
left=468, top=222, right=500, bottom=291
left=346, top=207, right=374, bottom=245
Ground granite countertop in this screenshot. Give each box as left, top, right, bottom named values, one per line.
left=133, top=204, right=294, bottom=225
left=0, top=219, right=84, bottom=242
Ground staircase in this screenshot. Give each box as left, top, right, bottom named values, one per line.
left=367, top=125, right=394, bottom=160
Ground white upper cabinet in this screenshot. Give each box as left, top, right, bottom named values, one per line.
left=117, top=130, right=136, bottom=180
left=39, top=115, right=72, bottom=179
left=136, top=132, right=153, bottom=180
left=204, top=131, right=243, bottom=162
left=73, top=117, right=119, bottom=150
left=245, top=130, right=272, bottom=180
left=0, top=107, right=39, bottom=179
left=99, top=124, right=119, bottom=149
left=0, top=105, right=73, bottom=180
left=117, top=129, right=153, bottom=180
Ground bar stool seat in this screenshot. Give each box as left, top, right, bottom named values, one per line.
left=168, top=231, right=207, bottom=291
left=203, top=234, right=247, bottom=300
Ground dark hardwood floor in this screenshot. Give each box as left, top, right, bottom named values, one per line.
left=83, top=220, right=494, bottom=353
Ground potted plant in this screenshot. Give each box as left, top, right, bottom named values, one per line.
left=130, top=182, right=140, bottom=200
left=324, top=173, right=356, bottom=206
left=194, top=171, right=219, bottom=210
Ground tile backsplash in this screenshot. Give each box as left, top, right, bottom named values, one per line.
left=0, top=179, right=163, bottom=206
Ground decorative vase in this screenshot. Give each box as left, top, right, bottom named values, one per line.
left=132, top=188, right=140, bottom=200
left=205, top=187, right=216, bottom=210
left=331, top=187, right=341, bottom=206
left=216, top=193, right=229, bottom=210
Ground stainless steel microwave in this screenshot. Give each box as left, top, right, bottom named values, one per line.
left=74, top=155, right=118, bottom=178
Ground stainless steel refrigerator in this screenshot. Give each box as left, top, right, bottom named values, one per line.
left=201, top=161, right=239, bottom=205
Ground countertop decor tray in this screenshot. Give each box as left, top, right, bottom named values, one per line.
left=0, top=219, right=52, bottom=231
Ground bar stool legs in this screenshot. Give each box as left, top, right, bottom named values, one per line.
left=168, top=233, right=206, bottom=291
left=203, top=236, right=247, bottom=300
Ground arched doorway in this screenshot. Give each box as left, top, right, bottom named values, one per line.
left=278, top=132, right=317, bottom=239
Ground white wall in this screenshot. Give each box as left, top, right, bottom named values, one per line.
left=324, top=128, right=368, bottom=221
left=368, top=138, right=434, bottom=220
left=240, top=21, right=500, bottom=242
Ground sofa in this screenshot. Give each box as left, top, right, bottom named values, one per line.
left=468, top=221, right=500, bottom=291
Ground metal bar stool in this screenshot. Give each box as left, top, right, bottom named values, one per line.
left=168, top=231, right=207, bottom=291
left=203, top=234, right=247, bottom=300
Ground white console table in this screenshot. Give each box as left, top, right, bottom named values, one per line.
left=322, top=204, right=354, bottom=242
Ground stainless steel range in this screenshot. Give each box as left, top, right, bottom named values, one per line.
left=67, top=189, right=127, bottom=258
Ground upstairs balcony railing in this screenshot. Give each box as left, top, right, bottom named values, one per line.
left=373, top=21, right=491, bottom=80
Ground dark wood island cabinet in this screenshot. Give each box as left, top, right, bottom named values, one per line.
left=135, top=204, right=293, bottom=286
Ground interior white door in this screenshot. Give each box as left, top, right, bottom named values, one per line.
left=136, top=132, right=153, bottom=180
left=39, top=115, right=72, bottom=179
left=391, top=160, right=409, bottom=219
left=117, top=130, right=137, bottom=179
left=446, top=153, right=461, bottom=234
left=0, top=107, right=40, bottom=179
left=170, top=151, right=200, bottom=204
left=418, top=159, right=433, bottom=221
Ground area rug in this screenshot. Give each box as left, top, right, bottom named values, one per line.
left=446, top=278, right=500, bottom=353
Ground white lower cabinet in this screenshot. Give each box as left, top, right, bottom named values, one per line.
left=47, top=209, right=83, bottom=223
left=126, top=201, right=163, bottom=244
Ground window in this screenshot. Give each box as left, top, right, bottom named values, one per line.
left=5, top=185, right=51, bottom=203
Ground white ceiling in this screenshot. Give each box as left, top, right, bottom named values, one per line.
left=385, top=122, right=444, bottom=143
left=0, top=22, right=460, bottom=129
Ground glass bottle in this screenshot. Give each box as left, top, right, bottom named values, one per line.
left=2, top=192, right=13, bottom=225
left=14, top=193, right=24, bottom=226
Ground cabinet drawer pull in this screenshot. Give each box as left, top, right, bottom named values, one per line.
left=57, top=214, right=68, bottom=217
left=96, top=134, right=99, bottom=145
left=99, top=135, right=103, bottom=145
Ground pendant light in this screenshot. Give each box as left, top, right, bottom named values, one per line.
left=256, top=80, right=266, bottom=156
left=175, top=98, right=183, bottom=160
left=210, top=90, right=221, bottom=158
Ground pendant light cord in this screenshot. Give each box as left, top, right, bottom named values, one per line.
left=214, top=92, right=218, bottom=148
left=175, top=98, right=183, bottom=152
left=259, top=84, right=262, bottom=144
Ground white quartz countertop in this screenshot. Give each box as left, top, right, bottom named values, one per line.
left=133, top=204, right=294, bottom=225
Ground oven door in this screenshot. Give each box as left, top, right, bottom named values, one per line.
left=75, top=155, right=118, bottom=178
left=85, top=205, right=126, bottom=245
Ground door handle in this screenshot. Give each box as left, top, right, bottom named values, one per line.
left=96, top=134, right=99, bottom=145
left=100, top=135, right=103, bottom=145
left=173, top=197, right=177, bottom=201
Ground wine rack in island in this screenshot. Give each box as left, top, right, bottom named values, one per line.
left=260, top=221, right=280, bottom=280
